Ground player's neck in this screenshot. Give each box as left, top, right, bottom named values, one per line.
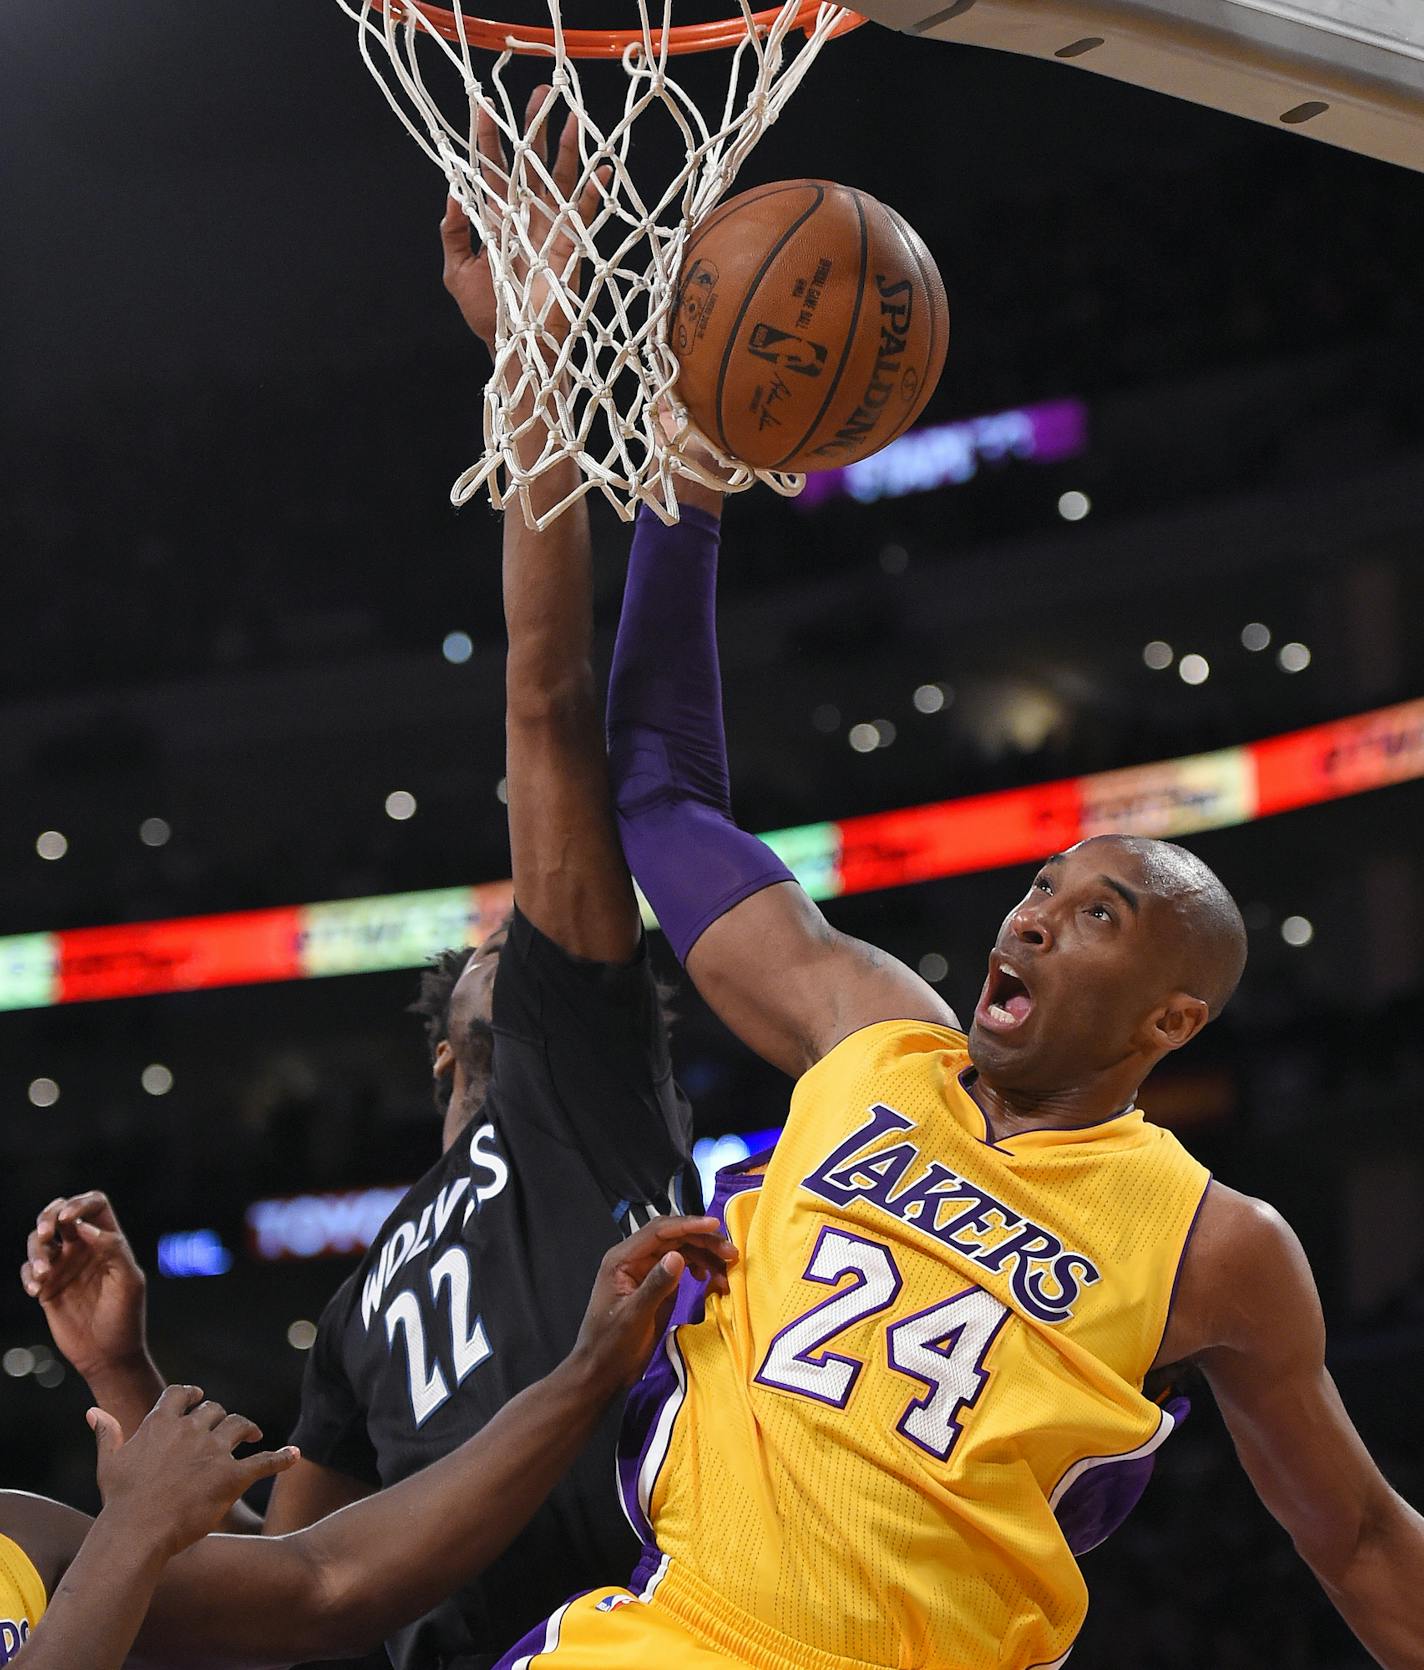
left=962, top=1067, right=1140, bottom=1139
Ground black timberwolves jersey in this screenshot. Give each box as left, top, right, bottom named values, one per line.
left=289, top=908, right=698, bottom=1669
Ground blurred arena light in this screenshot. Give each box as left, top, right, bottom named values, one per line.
left=1057, top=490, right=1091, bottom=522
left=913, top=683, right=950, bottom=714
left=1281, top=914, right=1315, bottom=947
left=812, top=703, right=842, bottom=733
left=287, top=1320, right=318, bottom=1351
left=495, top=777, right=509, bottom=804
left=141, top=1063, right=174, bottom=1096
left=1178, top=653, right=1210, bottom=685
left=848, top=722, right=879, bottom=754
left=692, top=1127, right=784, bottom=1203
left=799, top=400, right=1088, bottom=509
left=1241, top=622, right=1272, bottom=652
left=877, top=544, right=909, bottom=574
left=246, top=1186, right=411, bottom=1262
left=1142, top=641, right=1174, bottom=670
left=2, top=698, right=1421, bottom=1012
left=442, top=630, right=474, bottom=664
left=2, top=1349, right=35, bottom=1379
left=35, top=831, right=67, bottom=861
left=139, top=817, right=172, bottom=848
left=157, top=1230, right=234, bottom=1279
left=384, top=790, right=417, bottom=821
left=27, top=1078, right=59, bottom=1108
left=918, top=952, right=949, bottom=982
left=1278, top=641, right=1312, bottom=672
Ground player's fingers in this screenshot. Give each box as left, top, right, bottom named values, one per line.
left=20, top=1262, right=41, bottom=1299
left=441, top=194, right=475, bottom=269
left=56, top=1190, right=118, bottom=1231
left=474, top=103, right=507, bottom=195
left=156, top=1384, right=205, bottom=1418
left=215, top=1412, right=264, bottom=1452
left=88, top=1407, right=122, bottom=1453
left=189, top=1399, right=229, bottom=1432
left=24, top=1230, right=50, bottom=1277
left=551, top=105, right=581, bottom=206
left=239, top=1445, right=301, bottom=1487
left=35, top=1199, right=66, bottom=1244
left=629, top=1249, right=684, bottom=1313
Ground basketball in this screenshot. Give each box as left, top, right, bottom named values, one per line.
left=670, top=180, right=949, bottom=473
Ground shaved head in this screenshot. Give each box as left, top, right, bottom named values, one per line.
left=1078, top=835, right=1247, bottom=1019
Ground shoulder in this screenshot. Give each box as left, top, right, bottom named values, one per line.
left=1165, top=1182, right=1320, bottom=1364
left=0, top=1491, right=91, bottom=1599
left=798, top=1016, right=968, bottom=1089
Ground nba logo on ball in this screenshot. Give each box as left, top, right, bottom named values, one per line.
left=673, top=179, right=948, bottom=474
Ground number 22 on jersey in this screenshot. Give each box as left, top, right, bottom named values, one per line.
left=754, top=1227, right=1010, bottom=1460
left=385, top=1246, right=492, bottom=1425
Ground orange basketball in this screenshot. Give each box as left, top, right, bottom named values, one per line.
left=670, top=179, right=949, bottom=473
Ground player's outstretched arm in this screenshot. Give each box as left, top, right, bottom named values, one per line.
left=442, top=93, right=633, bottom=962
left=22, top=1191, right=264, bottom=1534
left=129, top=1217, right=735, bottom=1668
left=606, top=492, right=955, bottom=1078
left=2, top=1387, right=296, bottom=1670
left=1172, top=1186, right=1424, bottom=1666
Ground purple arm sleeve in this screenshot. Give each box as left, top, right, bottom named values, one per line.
left=607, top=505, right=794, bottom=964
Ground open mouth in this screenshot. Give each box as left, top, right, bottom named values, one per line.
left=976, top=954, right=1035, bottom=1034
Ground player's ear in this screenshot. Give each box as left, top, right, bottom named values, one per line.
left=433, top=1039, right=455, bottom=1080
left=1145, top=993, right=1210, bottom=1055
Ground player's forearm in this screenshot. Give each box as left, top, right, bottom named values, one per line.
left=1320, top=1495, right=1424, bottom=1667
left=297, top=1350, right=617, bottom=1651
left=24, top=1513, right=169, bottom=1670
left=606, top=507, right=792, bottom=965
left=501, top=392, right=643, bottom=959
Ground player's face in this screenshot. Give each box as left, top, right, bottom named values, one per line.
left=968, top=844, right=1176, bottom=1092
left=449, top=923, right=509, bottom=1039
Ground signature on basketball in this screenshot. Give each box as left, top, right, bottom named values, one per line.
left=809, top=275, right=915, bottom=460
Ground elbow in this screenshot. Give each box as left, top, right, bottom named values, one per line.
left=505, top=657, right=596, bottom=731
left=1302, top=1487, right=1407, bottom=1596
left=287, top=1548, right=385, bottom=1664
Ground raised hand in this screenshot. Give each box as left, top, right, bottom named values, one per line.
left=23, top=1191, right=149, bottom=1383
left=573, top=1214, right=738, bottom=1391
left=441, top=84, right=607, bottom=356
left=92, top=1385, right=298, bottom=1560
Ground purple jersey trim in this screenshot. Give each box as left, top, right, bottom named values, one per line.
left=1050, top=1395, right=1188, bottom=1556
left=615, top=1147, right=774, bottom=1548
left=1151, top=1174, right=1213, bottom=1367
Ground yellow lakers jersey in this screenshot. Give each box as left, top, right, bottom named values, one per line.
left=620, top=1021, right=1209, bottom=1670
left=0, top=1532, right=46, bottom=1665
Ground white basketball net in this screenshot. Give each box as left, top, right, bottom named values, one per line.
left=335, top=0, right=853, bottom=525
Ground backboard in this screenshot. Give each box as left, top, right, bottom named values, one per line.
left=850, top=0, right=1424, bottom=172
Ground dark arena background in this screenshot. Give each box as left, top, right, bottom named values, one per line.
left=4, top=4, right=1423, bottom=1667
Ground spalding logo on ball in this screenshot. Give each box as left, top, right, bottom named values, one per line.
left=672, top=180, right=949, bottom=473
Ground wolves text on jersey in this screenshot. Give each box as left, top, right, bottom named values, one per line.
left=802, top=1103, right=1101, bottom=1324
left=360, top=1122, right=508, bottom=1330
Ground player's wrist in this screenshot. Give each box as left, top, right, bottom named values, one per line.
left=83, top=1348, right=163, bottom=1402
left=553, top=1339, right=623, bottom=1406
left=89, top=1500, right=182, bottom=1570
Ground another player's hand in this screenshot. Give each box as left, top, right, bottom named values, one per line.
left=91, top=1385, right=298, bottom=1560
left=441, top=84, right=608, bottom=355
left=572, top=1215, right=738, bottom=1391
left=22, top=1191, right=149, bottom=1381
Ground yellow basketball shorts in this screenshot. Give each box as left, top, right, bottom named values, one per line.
left=493, top=1559, right=870, bottom=1670
left=492, top=1585, right=738, bottom=1669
